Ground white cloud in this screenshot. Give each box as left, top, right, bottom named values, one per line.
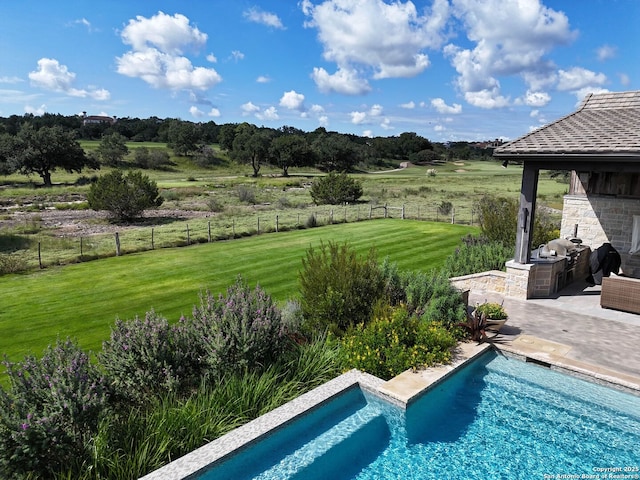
left=29, top=58, right=110, bottom=100
left=25, top=104, right=47, bottom=115
left=206, top=53, right=217, bottom=63
left=303, top=0, right=450, bottom=92
left=279, top=90, right=305, bottom=110
left=445, top=0, right=577, bottom=108
left=311, top=67, right=371, bottom=95
left=362, top=130, right=373, bottom=138
left=208, top=108, right=221, bottom=117
left=431, top=98, right=462, bottom=114
left=121, top=11, right=206, bottom=55
left=310, top=104, right=325, bottom=114
left=190, top=106, right=204, bottom=118
left=231, top=50, right=245, bottom=61
left=350, top=111, right=367, bottom=124
left=400, top=101, right=415, bottom=109
left=241, top=101, right=260, bottom=114
left=257, top=106, right=279, bottom=121
left=243, top=7, right=285, bottom=29
left=521, top=90, right=550, bottom=107
left=117, top=12, right=221, bottom=92
left=596, top=44, right=617, bottom=62
left=434, top=124, right=445, bottom=132
left=256, top=75, right=271, bottom=83
left=380, top=117, right=393, bottom=130
left=619, top=73, right=630, bottom=86
left=556, top=67, right=607, bottom=92
left=369, top=104, right=383, bottom=116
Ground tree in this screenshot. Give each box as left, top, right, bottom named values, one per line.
left=269, top=134, right=311, bottom=176
left=0, top=133, right=17, bottom=175
left=310, top=172, right=363, bottom=205
left=165, top=120, right=202, bottom=156
left=11, top=124, right=98, bottom=187
left=96, top=132, right=129, bottom=166
left=311, top=134, right=358, bottom=172
left=231, top=125, right=273, bottom=177
left=87, top=170, right=163, bottom=222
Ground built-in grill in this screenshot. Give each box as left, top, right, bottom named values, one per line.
left=530, top=241, right=588, bottom=297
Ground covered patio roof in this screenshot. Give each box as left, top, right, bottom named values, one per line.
left=494, top=90, right=640, bottom=263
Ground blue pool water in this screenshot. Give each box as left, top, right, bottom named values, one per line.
left=198, top=352, right=640, bottom=479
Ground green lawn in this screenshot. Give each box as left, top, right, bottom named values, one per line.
left=0, top=219, right=478, bottom=366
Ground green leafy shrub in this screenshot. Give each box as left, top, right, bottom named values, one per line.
left=99, top=311, right=200, bottom=405
left=189, top=276, right=287, bottom=376
left=0, top=253, right=28, bottom=275
left=87, top=170, right=163, bottom=222
left=299, top=241, right=384, bottom=335
left=441, top=238, right=514, bottom=277
left=475, top=302, right=507, bottom=320
left=401, top=270, right=466, bottom=327
left=310, top=172, right=363, bottom=205
left=339, top=306, right=456, bottom=380
left=0, top=338, right=109, bottom=478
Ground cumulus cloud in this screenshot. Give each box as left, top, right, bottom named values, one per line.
left=231, top=50, right=245, bottom=61
left=29, top=58, right=110, bottom=100
left=556, top=67, right=607, bottom=93
left=208, top=107, right=221, bottom=117
left=256, top=75, right=271, bottom=83
left=190, top=106, right=204, bottom=118
left=350, top=111, right=367, bottom=124
left=521, top=90, right=551, bottom=107
left=257, top=106, right=279, bottom=121
left=431, top=98, right=462, bottom=114
left=25, top=104, right=47, bottom=115
left=311, top=67, right=371, bottom=95
left=243, top=7, right=284, bottom=29
left=303, top=0, right=450, bottom=93
left=400, top=101, right=416, bottom=109
left=445, top=0, right=577, bottom=108
left=279, top=90, right=305, bottom=110
left=380, top=117, right=393, bottom=130
left=117, top=12, right=221, bottom=92
left=241, top=101, right=260, bottom=115
left=349, top=104, right=383, bottom=125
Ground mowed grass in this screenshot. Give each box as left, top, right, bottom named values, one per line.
left=0, top=219, right=477, bottom=366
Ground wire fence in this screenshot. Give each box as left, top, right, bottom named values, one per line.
left=8, top=202, right=478, bottom=271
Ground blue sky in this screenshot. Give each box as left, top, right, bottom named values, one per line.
left=0, top=0, right=638, bottom=141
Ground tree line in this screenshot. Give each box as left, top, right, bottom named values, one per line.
left=0, top=113, right=498, bottom=186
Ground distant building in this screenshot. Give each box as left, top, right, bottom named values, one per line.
left=81, top=111, right=116, bottom=126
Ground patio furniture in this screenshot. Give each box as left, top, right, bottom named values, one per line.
left=600, top=275, right=640, bottom=314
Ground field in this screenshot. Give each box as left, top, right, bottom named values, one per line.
left=0, top=219, right=476, bottom=368
left=0, top=148, right=569, bottom=368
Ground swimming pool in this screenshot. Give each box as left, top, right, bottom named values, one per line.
left=197, top=352, right=640, bottom=479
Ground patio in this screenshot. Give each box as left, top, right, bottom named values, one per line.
left=468, top=280, right=640, bottom=387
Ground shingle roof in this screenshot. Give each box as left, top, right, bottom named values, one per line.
left=494, top=90, right=640, bottom=157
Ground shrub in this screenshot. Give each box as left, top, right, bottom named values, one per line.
left=188, top=276, right=288, bottom=376
left=339, top=306, right=456, bottom=380
left=310, top=172, right=363, bottom=205
left=0, top=253, right=28, bottom=275
left=438, top=200, right=453, bottom=216
left=99, top=311, right=201, bottom=405
left=87, top=170, right=163, bottom=222
left=475, top=302, right=507, bottom=320
left=401, top=270, right=466, bottom=327
left=0, top=338, right=109, bottom=478
left=299, top=241, right=384, bottom=335
left=441, top=239, right=514, bottom=277
left=237, top=185, right=256, bottom=204
left=304, top=213, right=318, bottom=228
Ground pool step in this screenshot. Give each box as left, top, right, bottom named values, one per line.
left=255, top=404, right=390, bottom=480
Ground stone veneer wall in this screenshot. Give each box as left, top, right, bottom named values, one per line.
left=561, top=195, right=640, bottom=277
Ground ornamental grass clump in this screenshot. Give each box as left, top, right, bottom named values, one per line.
left=189, top=276, right=288, bottom=376
left=0, top=338, right=109, bottom=479
left=339, top=306, right=456, bottom=380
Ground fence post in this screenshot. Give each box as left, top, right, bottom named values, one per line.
left=232, top=219, right=236, bottom=238
left=402, top=204, right=405, bottom=219
left=276, top=215, right=279, bottom=232
left=115, top=232, right=121, bottom=256
left=151, top=228, right=155, bottom=249
left=384, top=203, right=388, bottom=218
left=80, top=237, right=83, bottom=257
left=186, top=224, right=190, bottom=245
left=369, top=205, right=372, bottom=219
left=297, top=213, right=300, bottom=227
left=208, top=222, right=212, bottom=242
left=257, top=216, right=260, bottom=234
left=38, top=241, right=43, bottom=269
left=330, top=209, right=333, bottom=224
left=451, top=208, right=455, bottom=224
